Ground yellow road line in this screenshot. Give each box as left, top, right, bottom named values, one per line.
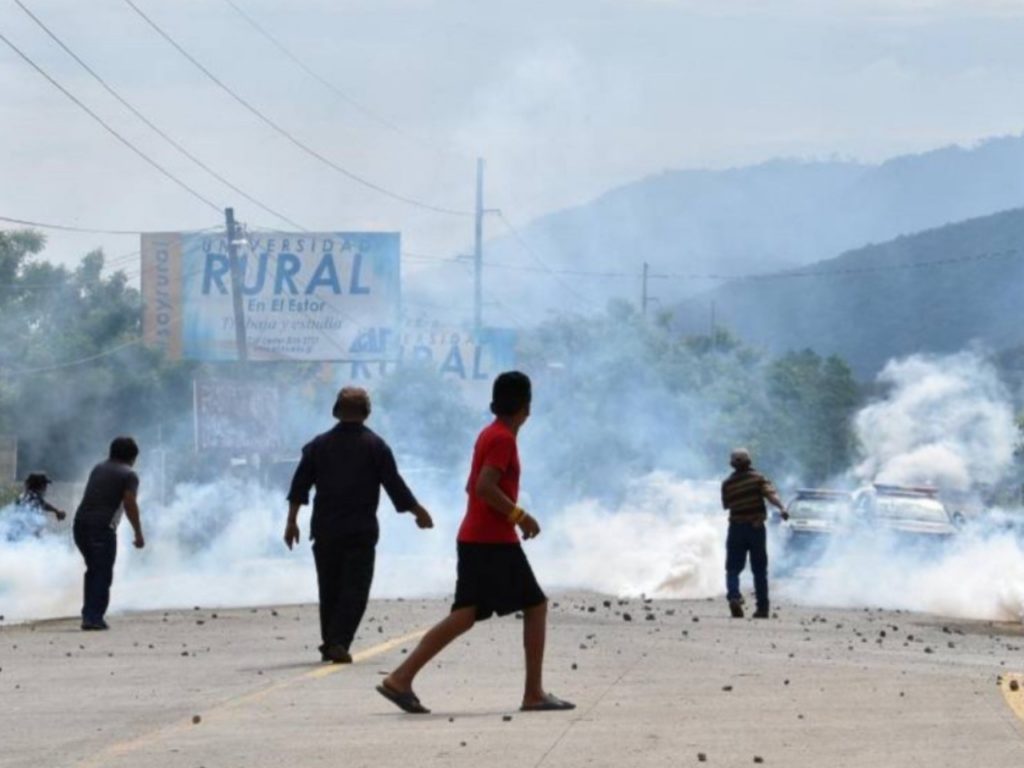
left=1000, top=672, right=1024, bottom=726
left=77, top=628, right=426, bottom=768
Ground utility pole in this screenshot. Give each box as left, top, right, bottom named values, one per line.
left=473, top=158, right=485, bottom=333
left=225, top=207, right=248, bottom=362
left=641, top=261, right=649, bottom=318
left=641, top=262, right=659, bottom=319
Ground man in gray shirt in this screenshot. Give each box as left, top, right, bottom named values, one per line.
left=73, top=437, right=145, bottom=630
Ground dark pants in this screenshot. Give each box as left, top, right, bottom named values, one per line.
left=73, top=523, right=117, bottom=624
left=312, top=531, right=377, bottom=652
left=725, top=521, right=769, bottom=610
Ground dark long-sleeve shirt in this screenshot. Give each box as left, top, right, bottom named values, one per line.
left=287, top=422, right=418, bottom=540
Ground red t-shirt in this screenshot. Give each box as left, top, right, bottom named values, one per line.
left=457, top=420, right=520, bottom=544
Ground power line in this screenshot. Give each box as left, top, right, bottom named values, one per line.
left=0, top=339, right=144, bottom=377
left=651, top=246, right=1024, bottom=282
left=494, top=211, right=601, bottom=308
left=220, top=0, right=469, bottom=165
left=0, top=28, right=222, bottom=214
left=0, top=214, right=218, bottom=236
left=13, top=0, right=305, bottom=231
left=122, top=0, right=473, bottom=218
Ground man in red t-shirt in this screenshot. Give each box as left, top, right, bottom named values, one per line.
left=376, top=371, right=574, bottom=714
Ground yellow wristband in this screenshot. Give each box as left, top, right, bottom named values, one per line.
left=510, top=507, right=525, bottom=525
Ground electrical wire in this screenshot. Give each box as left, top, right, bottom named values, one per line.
left=0, top=28, right=222, bottom=214
left=0, top=215, right=222, bottom=236
left=13, top=0, right=306, bottom=231
left=494, top=211, right=601, bottom=308
left=220, top=0, right=469, bottom=165
left=121, top=0, right=473, bottom=218
left=0, top=339, right=144, bottom=377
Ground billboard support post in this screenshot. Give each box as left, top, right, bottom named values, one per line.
left=224, top=207, right=248, bottom=362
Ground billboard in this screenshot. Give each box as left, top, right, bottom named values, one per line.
left=193, top=380, right=282, bottom=453
left=346, top=315, right=517, bottom=407
left=142, top=231, right=401, bottom=362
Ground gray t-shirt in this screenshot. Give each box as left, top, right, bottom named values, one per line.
left=74, top=461, right=139, bottom=530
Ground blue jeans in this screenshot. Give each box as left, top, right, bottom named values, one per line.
left=73, top=523, right=117, bottom=624
left=725, top=521, right=769, bottom=610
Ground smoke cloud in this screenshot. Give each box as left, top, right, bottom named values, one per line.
left=852, top=351, right=1017, bottom=489
left=2, top=351, right=1024, bottom=626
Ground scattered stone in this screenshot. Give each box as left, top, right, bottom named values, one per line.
left=697, top=753, right=707, bottom=762
left=603, top=600, right=612, bottom=608
left=623, top=614, right=633, bottom=622
left=754, top=758, right=764, bottom=764
left=1010, top=680, right=1020, bottom=692
left=722, top=685, right=733, bottom=692
left=460, top=742, right=467, bottom=747
left=502, top=715, right=513, bottom=722
left=571, top=663, right=578, bottom=670
left=692, top=617, right=700, bottom=623
left=645, top=614, right=656, bottom=622
left=449, top=717, right=455, bottom=723
left=192, top=715, right=201, bottom=725
left=271, top=610, right=279, bottom=617
left=196, top=620, right=205, bottom=626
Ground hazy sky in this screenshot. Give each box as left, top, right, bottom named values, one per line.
left=3, top=0, right=1024, bottom=275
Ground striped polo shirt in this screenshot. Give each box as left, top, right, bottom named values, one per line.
left=721, top=468, right=776, bottom=524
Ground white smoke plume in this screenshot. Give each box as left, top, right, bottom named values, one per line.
left=3, top=351, right=1024, bottom=626
left=533, top=473, right=725, bottom=599
left=852, top=351, right=1017, bottom=489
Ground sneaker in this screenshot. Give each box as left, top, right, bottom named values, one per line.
left=81, top=619, right=109, bottom=631
left=324, top=644, right=352, bottom=664
left=728, top=599, right=745, bottom=619
left=753, top=608, right=770, bottom=619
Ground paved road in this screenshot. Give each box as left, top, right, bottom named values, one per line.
left=1, top=595, right=1022, bottom=767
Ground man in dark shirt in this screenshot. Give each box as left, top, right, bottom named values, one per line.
left=285, top=386, right=433, bottom=663
left=73, top=437, right=145, bottom=631
left=721, top=448, right=787, bottom=619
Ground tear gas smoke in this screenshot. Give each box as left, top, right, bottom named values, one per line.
left=779, top=352, right=1024, bottom=622
left=852, top=352, right=1017, bottom=489
left=2, top=351, right=1023, bottom=625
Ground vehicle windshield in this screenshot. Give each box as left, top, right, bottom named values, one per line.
left=874, top=496, right=950, bottom=524
left=790, top=498, right=849, bottom=520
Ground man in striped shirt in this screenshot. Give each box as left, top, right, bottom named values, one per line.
left=721, top=448, right=788, bottom=619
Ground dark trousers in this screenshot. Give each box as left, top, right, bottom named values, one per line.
left=73, top=523, right=117, bottom=623
left=312, top=531, right=377, bottom=652
left=725, top=521, right=769, bottom=610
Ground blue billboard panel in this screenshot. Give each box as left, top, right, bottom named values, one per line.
left=179, top=232, right=400, bottom=362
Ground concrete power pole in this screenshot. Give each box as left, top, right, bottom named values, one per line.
left=224, top=207, right=248, bottom=362
left=641, top=261, right=649, bottom=318
left=473, top=157, right=484, bottom=333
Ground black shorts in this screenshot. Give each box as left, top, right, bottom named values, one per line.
left=452, top=542, right=547, bottom=621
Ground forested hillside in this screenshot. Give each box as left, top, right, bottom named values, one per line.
left=670, top=208, right=1024, bottom=378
